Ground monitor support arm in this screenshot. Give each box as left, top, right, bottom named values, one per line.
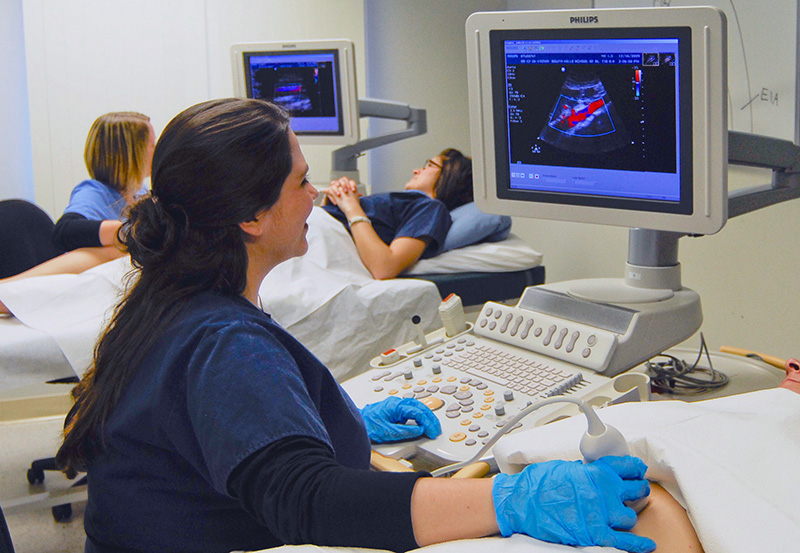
left=727, top=131, right=800, bottom=217
left=628, top=131, right=800, bottom=291
left=330, top=99, right=427, bottom=183
left=557, top=132, right=800, bottom=375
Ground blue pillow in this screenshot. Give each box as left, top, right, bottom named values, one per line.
left=442, top=202, right=512, bottom=252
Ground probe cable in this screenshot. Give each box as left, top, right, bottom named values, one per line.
left=644, top=333, right=729, bottom=395
left=430, top=395, right=587, bottom=477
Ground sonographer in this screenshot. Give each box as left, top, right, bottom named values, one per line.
left=56, top=98, right=654, bottom=553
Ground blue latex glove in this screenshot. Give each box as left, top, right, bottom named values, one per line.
left=493, top=455, right=656, bottom=553
left=360, top=396, right=442, bottom=443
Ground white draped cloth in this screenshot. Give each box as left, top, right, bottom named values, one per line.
left=0, top=207, right=443, bottom=386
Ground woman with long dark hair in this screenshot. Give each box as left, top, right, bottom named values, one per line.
left=56, top=98, right=653, bottom=553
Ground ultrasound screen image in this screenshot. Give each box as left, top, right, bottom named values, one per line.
left=506, top=59, right=676, bottom=174
left=493, top=33, right=688, bottom=205
left=250, top=64, right=335, bottom=117
left=538, top=71, right=629, bottom=154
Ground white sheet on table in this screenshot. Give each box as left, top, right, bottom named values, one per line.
left=492, top=388, right=800, bottom=553
left=0, top=207, right=441, bottom=385
left=0, top=264, right=130, bottom=377
left=0, top=317, right=75, bottom=388
left=261, top=207, right=441, bottom=381
left=258, top=389, right=800, bottom=553
left=256, top=530, right=624, bottom=553
left=406, top=234, right=543, bottom=275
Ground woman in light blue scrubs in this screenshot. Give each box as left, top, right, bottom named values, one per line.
left=52, top=112, right=155, bottom=252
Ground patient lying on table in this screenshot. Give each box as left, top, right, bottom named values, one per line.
left=322, top=148, right=510, bottom=279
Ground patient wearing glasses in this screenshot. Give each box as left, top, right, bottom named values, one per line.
left=322, top=148, right=511, bottom=279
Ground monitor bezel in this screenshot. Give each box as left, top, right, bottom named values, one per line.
left=466, top=7, right=728, bottom=235
left=230, top=39, right=360, bottom=146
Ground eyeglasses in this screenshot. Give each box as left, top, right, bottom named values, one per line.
left=424, top=159, right=442, bottom=170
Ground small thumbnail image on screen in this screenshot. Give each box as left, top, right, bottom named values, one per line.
left=249, top=61, right=337, bottom=118
left=642, top=53, right=660, bottom=66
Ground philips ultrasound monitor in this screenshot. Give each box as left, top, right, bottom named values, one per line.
left=466, top=7, right=727, bottom=235
left=231, top=39, right=359, bottom=145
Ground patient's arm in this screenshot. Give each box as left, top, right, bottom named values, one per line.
left=326, top=181, right=427, bottom=279
left=0, top=246, right=125, bottom=284
left=632, top=482, right=704, bottom=552
left=350, top=230, right=427, bottom=280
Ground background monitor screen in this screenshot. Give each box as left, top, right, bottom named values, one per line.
left=466, top=8, right=727, bottom=235
left=231, top=40, right=359, bottom=145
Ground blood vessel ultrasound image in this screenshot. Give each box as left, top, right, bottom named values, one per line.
left=538, top=71, right=629, bottom=154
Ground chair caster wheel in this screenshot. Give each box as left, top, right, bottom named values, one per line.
left=52, top=503, right=73, bottom=522
left=27, top=468, right=45, bottom=485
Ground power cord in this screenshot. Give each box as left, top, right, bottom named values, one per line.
left=645, top=333, right=729, bottom=395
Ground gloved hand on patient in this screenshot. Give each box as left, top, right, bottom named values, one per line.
left=360, top=396, right=442, bottom=443
left=493, top=455, right=656, bottom=553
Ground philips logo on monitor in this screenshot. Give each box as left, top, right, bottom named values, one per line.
left=569, top=16, right=599, bottom=24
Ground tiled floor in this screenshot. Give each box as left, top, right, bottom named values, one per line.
left=0, top=416, right=85, bottom=552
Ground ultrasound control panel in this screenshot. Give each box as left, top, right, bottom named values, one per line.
left=343, top=320, right=648, bottom=468
left=472, top=300, right=619, bottom=373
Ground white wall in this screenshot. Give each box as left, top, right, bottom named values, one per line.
left=0, top=0, right=34, bottom=201
left=17, top=0, right=800, bottom=361
left=22, top=0, right=366, bottom=216
left=364, top=0, right=505, bottom=193
left=363, top=1, right=591, bottom=193
left=364, top=0, right=800, bottom=362
left=23, top=0, right=210, bottom=215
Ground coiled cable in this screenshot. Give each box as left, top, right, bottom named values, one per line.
left=645, top=333, right=729, bottom=395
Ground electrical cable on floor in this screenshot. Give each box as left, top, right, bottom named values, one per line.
left=645, top=333, right=729, bottom=395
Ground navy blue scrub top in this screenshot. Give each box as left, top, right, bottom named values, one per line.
left=83, top=292, right=370, bottom=553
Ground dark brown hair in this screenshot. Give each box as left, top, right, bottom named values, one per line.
left=433, top=148, right=473, bottom=211
left=57, top=99, right=292, bottom=474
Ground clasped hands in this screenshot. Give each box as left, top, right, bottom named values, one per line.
left=323, top=177, right=362, bottom=212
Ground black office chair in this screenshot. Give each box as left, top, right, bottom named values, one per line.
left=0, top=503, right=15, bottom=553
left=26, top=402, right=84, bottom=523
left=0, top=199, right=81, bottom=520
left=0, top=199, right=65, bottom=279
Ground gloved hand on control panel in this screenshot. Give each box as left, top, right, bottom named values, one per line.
left=493, top=455, right=656, bottom=553
left=360, top=396, right=442, bottom=443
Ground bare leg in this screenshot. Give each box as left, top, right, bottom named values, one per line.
left=0, top=246, right=125, bottom=284
left=631, top=483, right=704, bottom=552
left=0, top=246, right=126, bottom=316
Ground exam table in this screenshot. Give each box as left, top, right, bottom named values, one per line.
left=0, top=208, right=544, bottom=387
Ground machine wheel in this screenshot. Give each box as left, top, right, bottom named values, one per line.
left=52, top=503, right=73, bottom=522
left=26, top=467, right=44, bottom=485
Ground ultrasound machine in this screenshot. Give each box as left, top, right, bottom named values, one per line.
left=342, top=6, right=800, bottom=472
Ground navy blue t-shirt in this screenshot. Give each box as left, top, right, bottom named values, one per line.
left=322, top=191, right=451, bottom=259
left=84, top=292, right=371, bottom=553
